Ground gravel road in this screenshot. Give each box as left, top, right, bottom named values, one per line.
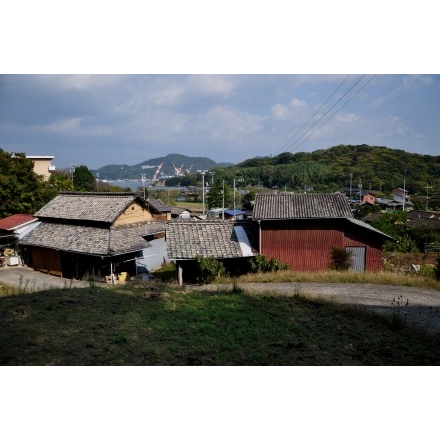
left=2, top=266, right=440, bottom=334
left=0, top=266, right=89, bottom=291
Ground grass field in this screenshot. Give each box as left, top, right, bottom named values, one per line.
left=1, top=281, right=440, bottom=366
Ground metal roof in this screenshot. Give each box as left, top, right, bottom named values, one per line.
left=0, top=214, right=37, bottom=231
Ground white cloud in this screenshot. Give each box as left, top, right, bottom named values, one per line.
left=148, top=80, right=186, bottom=107
left=187, top=74, right=235, bottom=97
left=37, top=74, right=125, bottom=91
left=403, top=75, right=434, bottom=91
left=290, top=98, right=306, bottom=107
left=201, top=105, right=265, bottom=139
left=271, top=103, right=290, bottom=120
left=38, top=117, right=84, bottom=133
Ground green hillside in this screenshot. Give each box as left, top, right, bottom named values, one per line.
left=90, top=145, right=440, bottom=196
left=232, top=144, right=440, bottom=195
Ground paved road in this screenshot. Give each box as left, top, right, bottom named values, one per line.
left=2, top=266, right=440, bottom=333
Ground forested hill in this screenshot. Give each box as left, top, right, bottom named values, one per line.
left=92, top=153, right=233, bottom=180
left=232, top=144, right=440, bottom=195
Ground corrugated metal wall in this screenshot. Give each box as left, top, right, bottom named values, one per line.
left=260, top=220, right=383, bottom=271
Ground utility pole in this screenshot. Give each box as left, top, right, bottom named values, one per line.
left=358, top=179, right=362, bottom=205
left=425, top=184, right=433, bottom=212
left=70, top=164, right=75, bottom=185
left=233, top=178, right=244, bottom=214
left=197, top=170, right=207, bottom=216
left=209, top=171, right=216, bottom=185
left=222, top=180, right=225, bottom=221
left=349, top=173, right=353, bottom=201
left=403, top=169, right=407, bottom=212
left=141, top=174, right=147, bottom=199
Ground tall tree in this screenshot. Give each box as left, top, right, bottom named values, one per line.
left=73, top=165, right=96, bottom=192
left=206, top=179, right=232, bottom=209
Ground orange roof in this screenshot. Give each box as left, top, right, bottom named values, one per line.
left=0, top=214, right=36, bottom=230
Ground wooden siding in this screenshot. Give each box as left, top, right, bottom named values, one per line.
left=32, top=247, right=63, bottom=277
left=260, top=220, right=383, bottom=271
left=114, top=202, right=153, bottom=226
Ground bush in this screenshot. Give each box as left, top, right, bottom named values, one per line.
left=434, top=255, right=440, bottom=281
left=195, top=256, right=227, bottom=284
left=249, top=254, right=290, bottom=273
left=329, top=247, right=352, bottom=271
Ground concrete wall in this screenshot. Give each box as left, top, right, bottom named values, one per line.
left=136, top=237, right=169, bottom=273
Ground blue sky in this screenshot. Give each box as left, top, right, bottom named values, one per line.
left=1, top=74, right=439, bottom=170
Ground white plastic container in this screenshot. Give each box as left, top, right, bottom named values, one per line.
left=6, top=256, right=19, bottom=266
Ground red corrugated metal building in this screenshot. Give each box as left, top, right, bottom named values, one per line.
left=253, top=193, right=391, bottom=272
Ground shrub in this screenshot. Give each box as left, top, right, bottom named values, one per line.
left=195, top=256, right=227, bottom=284
left=249, top=254, right=290, bottom=273
left=329, top=247, right=352, bottom=271
left=249, top=254, right=270, bottom=273
left=434, top=255, right=440, bottom=281
left=268, top=257, right=290, bottom=272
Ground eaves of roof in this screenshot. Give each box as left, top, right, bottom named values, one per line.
left=19, top=221, right=167, bottom=256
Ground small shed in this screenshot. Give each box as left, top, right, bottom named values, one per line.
left=0, top=214, right=38, bottom=248
left=252, top=193, right=391, bottom=272
left=167, top=220, right=257, bottom=283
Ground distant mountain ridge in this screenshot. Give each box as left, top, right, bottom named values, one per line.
left=91, top=153, right=234, bottom=180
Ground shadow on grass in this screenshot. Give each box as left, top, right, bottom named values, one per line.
left=1, top=285, right=440, bottom=366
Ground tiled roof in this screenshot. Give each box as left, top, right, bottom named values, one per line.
left=252, top=193, right=353, bottom=220
left=19, top=221, right=167, bottom=256
left=147, top=199, right=172, bottom=213
left=0, top=214, right=36, bottom=230
left=167, top=221, right=256, bottom=260
left=35, top=193, right=139, bottom=223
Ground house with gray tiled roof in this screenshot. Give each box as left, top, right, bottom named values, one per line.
left=253, top=193, right=391, bottom=272
left=19, top=193, right=167, bottom=281
left=167, top=220, right=257, bottom=283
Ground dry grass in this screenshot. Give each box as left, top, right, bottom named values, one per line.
left=219, top=269, right=440, bottom=290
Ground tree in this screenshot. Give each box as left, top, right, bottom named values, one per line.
left=206, top=179, right=232, bottom=209
left=73, top=165, right=96, bottom=192
left=241, top=190, right=256, bottom=210
left=0, top=149, right=58, bottom=217
left=49, top=170, right=74, bottom=192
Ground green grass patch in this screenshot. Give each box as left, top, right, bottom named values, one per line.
left=1, top=284, right=439, bottom=365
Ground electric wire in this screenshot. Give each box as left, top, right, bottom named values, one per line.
left=291, top=74, right=377, bottom=151
left=276, top=74, right=377, bottom=156
left=281, top=74, right=366, bottom=154
left=275, top=74, right=351, bottom=155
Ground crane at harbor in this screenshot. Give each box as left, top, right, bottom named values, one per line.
left=152, top=162, right=164, bottom=182
left=173, top=163, right=184, bottom=176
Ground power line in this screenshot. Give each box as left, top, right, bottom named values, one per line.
left=276, top=74, right=377, bottom=155
left=276, top=74, right=351, bottom=155
left=282, top=74, right=366, bottom=154
left=291, top=74, right=377, bottom=151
